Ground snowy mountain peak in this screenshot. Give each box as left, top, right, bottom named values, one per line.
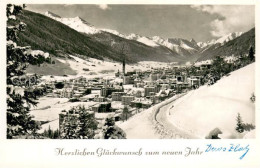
left=197, top=32, right=243, bottom=49
left=74, top=16, right=85, bottom=22
left=73, top=16, right=92, bottom=26
left=126, top=33, right=140, bottom=40
left=43, top=11, right=245, bottom=56
left=190, top=38, right=197, bottom=44
left=197, top=39, right=216, bottom=48
left=45, top=11, right=61, bottom=18
left=44, top=11, right=100, bottom=34
left=215, top=32, right=243, bottom=44
left=152, top=36, right=163, bottom=40
left=152, top=36, right=165, bottom=43
left=101, top=30, right=159, bottom=47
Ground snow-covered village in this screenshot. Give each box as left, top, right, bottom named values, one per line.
left=6, top=4, right=255, bottom=139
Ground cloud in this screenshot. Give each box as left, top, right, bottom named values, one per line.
left=191, top=5, right=255, bottom=37
left=98, top=4, right=110, bottom=10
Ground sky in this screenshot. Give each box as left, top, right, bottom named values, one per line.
left=26, top=4, right=255, bottom=42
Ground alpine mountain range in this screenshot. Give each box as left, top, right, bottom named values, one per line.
left=16, top=10, right=255, bottom=65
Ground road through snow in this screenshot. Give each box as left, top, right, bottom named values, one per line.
left=155, top=91, right=199, bottom=139
left=118, top=92, right=198, bottom=139
left=119, top=63, right=255, bottom=139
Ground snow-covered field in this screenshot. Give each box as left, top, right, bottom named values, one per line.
left=30, top=97, right=98, bottom=132
left=117, top=105, right=161, bottom=139
left=118, top=63, right=255, bottom=139
left=168, top=63, right=255, bottom=139
left=42, top=55, right=171, bottom=82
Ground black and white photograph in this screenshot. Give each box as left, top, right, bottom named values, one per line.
left=5, top=4, right=256, bottom=139
left=1, top=1, right=259, bottom=168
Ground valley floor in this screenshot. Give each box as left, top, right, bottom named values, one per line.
left=30, top=53, right=255, bottom=139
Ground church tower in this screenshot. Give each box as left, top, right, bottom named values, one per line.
left=122, top=55, right=125, bottom=76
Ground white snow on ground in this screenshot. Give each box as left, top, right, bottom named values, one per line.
left=40, top=119, right=59, bottom=133
left=30, top=97, right=98, bottom=132
left=118, top=63, right=255, bottom=139
left=43, top=56, right=171, bottom=82
left=117, top=105, right=161, bottom=139
left=118, top=94, right=184, bottom=139
left=111, top=101, right=124, bottom=109
left=243, top=129, right=256, bottom=139
left=137, top=61, right=171, bottom=69
left=95, top=112, right=115, bottom=120
left=30, top=50, right=50, bottom=58
left=194, top=60, right=213, bottom=67
left=30, top=97, right=68, bottom=111
left=168, top=63, right=255, bottom=139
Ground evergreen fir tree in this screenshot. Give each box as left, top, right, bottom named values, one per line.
left=248, top=46, right=255, bottom=62
left=122, top=105, right=130, bottom=121
left=6, top=4, right=50, bottom=138
left=53, top=129, right=59, bottom=139
left=59, top=106, right=98, bottom=139
left=236, top=113, right=244, bottom=133
left=60, top=114, right=78, bottom=139
left=103, top=116, right=126, bottom=139
left=77, top=106, right=98, bottom=139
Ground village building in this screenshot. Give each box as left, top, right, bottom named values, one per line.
left=112, top=92, right=126, bottom=101
left=121, top=95, right=135, bottom=105
left=100, top=87, right=123, bottom=97
left=94, top=96, right=106, bottom=102
left=123, top=76, right=135, bottom=85
left=91, top=102, right=112, bottom=113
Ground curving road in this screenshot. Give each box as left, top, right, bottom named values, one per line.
left=155, top=91, right=198, bottom=139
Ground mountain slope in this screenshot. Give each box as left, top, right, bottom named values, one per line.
left=197, top=28, right=254, bottom=61
left=168, top=63, right=255, bottom=138
left=152, top=36, right=201, bottom=56
left=13, top=10, right=254, bottom=64
left=44, top=11, right=202, bottom=58
left=43, top=11, right=194, bottom=61
left=197, top=32, right=243, bottom=48
left=90, top=31, right=192, bottom=63
left=15, top=10, right=192, bottom=63
left=15, top=10, right=123, bottom=62
left=45, top=11, right=100, bottom=34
